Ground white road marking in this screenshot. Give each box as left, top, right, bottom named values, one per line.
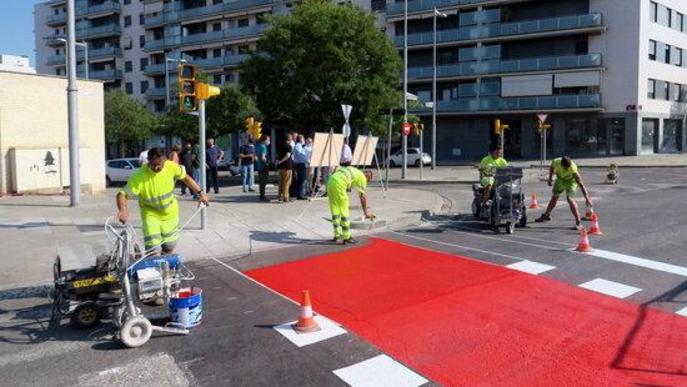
left=333, top=354, right=428, bottom=387
left=676, top=306, right=687, bottom=317
left=273, top=315, right=347, bottom=348
left=506, top=260, right=556, bottom=275
left=578, top=278, right=642, bottom=299
left=392, top=231, right=523, bottom=261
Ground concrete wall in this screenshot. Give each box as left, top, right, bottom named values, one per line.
left=0, top=71, right=106, bottom=194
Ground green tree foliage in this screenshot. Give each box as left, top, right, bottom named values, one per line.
left=104, top=90, right=158, bottom=156
left=240, top=0, right=402, bottom=135
left=206, top=83, right=261, bottom=136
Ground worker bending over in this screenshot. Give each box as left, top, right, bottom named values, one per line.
left=327, top=166, right=374, bottom=244
left=535, top=156, right=593, bottom=230
left=117, top=147, right=209, bottom=253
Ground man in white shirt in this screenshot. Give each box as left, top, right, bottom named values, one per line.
left=340, top=139, right=353, bottom=167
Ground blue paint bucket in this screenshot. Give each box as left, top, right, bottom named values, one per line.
left=169, top=287, right=203, bottom=328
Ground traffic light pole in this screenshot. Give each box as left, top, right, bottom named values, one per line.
left=199, top=100, right=207, bottom=230
left=67, top=0, right=80, bottom=207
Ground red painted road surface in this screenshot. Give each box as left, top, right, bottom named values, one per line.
left=246, top=238, right=687, bottom=386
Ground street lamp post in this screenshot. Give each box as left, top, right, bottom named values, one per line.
left=165, top=56, right=186, bottom=107
left=57, top=38, right=88, bottom=79
left=432, top=8, right=447, bottom=170
left=402, top=0, right=408, bottom=179
left=66, top=0, right=80, bottom=207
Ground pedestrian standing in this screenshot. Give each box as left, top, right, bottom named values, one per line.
left=304, top=137, right=314, bottom=195
left=293, top=135, right=309, bottom=200
left=276, top=135, right=293, bottom=202
left=205, top=138, right=224, bottom=194
left=256, top=134, right=271, bottom=201
left=288, top=131, right=299, bottom=199
left=239, top=137, right=256, bottom=193
left=180, top=143, right=193, bottom=196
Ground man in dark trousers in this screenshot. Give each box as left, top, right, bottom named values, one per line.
left=205, top=137, right=224, bottom=194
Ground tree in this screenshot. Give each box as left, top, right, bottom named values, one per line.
left=240, top=0, right=402, bottom=135
left=157, top=107, right=198, bottom=142
left=206, top=83, right=261, bottom=137
left=104, top=90, right=158, bottom=156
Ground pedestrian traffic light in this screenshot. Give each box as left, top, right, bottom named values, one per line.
left=413, top=122, right=424, bottom=136
left=178, top=64, right=197, bottom=112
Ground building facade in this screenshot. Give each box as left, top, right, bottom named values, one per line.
left=0, top=55, right=37, bottom=74
left=35, top=0, right=687, bottom=161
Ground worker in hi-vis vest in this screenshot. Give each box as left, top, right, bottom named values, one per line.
left=117, top=147, right=209, bottom=253
left=326, top=165, right=375, bottom=244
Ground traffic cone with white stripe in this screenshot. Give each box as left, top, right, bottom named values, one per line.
left=576, top=229, right=593, bottom=253
left=293, top=290, right=321, bottom=333
left=529, top=193, right=540, bottom=209
left=587, top=213, right=604, bottom=236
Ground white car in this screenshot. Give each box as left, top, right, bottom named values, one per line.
left=106, top=158, right=141, bottom=185
left=388, top=148, right=432, bottom=167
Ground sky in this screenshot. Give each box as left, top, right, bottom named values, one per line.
left=0, top=0, right=43, bottom=67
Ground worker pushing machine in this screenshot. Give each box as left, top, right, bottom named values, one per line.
left=117, top=147, right=209, bottom=253
left=479, top=146, right=508, bottom=208
left=535, top=156, right=593, bottom=230
left=326, top=166, right=374, bottom=244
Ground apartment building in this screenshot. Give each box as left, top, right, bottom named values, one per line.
left=35, top=0, right=687, bottom=161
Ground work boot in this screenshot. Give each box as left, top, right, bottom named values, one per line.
left=342, top=237, right=357, bottom=245
left=535, top=214, right=551, bottom=223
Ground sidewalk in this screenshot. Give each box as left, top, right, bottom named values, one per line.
left=385, top=153, right=687, bottom=184
left=0, top=184, right=446, bottom=290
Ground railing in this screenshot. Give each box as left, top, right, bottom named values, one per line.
left=149, top=24, right=268, bottom=50
left=47, top=13, right=67, bottom=25
left=224, top=54, right=249, bottom=66
left=158, top=0, right=274, bottom=24
left=182, top=30, right=225, bottom=45
left=144, top=63, right=166, bottom=74
left=145, top=87, right=166, bottom=99
left=145, top=13, right=164, bottom=26
left=396, top=13, right=603, bottom=46
left=89, top=46, right=122, bottom=59
left=188, top=57, right=225, bottom=68
left=76, top=24, right=122, bottom=39
left=387, top=0, right=496, bottom=16
left=76, top=1, right=121, bottom=16
left=89, top=69, right=123, bottom=81
left=412, top=94, right=602, bottom=113
left=407, top=53, right=602, bottom=79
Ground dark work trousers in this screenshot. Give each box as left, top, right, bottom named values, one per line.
left=294, top=163, right=307, bottom=198
left=258, top=168, right=269, bottom=198
left=207, top=165, right=219, bottom=193
left=289, top=163, right=299, bottom=198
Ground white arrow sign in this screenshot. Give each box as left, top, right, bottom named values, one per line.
left=536, top=113, right=548, bottom=123
left=341, top=104, right=352, bottom=138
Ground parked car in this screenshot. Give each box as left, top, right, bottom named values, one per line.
left=217, top=157, right=240, bottom=176
left=106, top=158, right=140, bottom=185
left=388, top=148, right=432, bottom=167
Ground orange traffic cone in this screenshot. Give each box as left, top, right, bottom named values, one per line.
left=587, top=213, right=604, bottom=236
left=576, top=229, right=593, bottom=252
left=583, top=205, right=594, bottom=221
left=529, top=193, right=540, bottom=209
left=293, top=290, right=321, bottom=333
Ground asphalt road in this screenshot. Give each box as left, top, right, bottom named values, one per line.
left=2, top=167, right=686, bottom=386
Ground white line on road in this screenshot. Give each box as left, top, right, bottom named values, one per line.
left=506, top=260, right=556, bottom=275
left=587, top=249, right=687, bottom=277
left=578, top=278, right=642, bottom=299
left=392, top=231, right=523, bottom=261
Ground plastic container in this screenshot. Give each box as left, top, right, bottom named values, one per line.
left=169, top=287, right=202, bottom=328
left=128, top=254, right=181, bottom=277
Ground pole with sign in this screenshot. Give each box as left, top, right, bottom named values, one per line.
left=341, top=104, right=352, bottom=143
left=536, top=113, right=550, bottom=172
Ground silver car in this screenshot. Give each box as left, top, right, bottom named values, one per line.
left=388, top=148, right=432, bottom=167
left=106, top=158, right=141, bottom=185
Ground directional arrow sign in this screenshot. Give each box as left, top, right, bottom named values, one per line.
left=341, top=104, right=352, bottom=138
left=537, top=113, right=548, bottom=123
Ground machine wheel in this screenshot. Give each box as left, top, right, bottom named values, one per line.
left=505, top=222, right=515, bottom=234
left=120, top=316, right=153, bottom=348
left=70, top=301, right=101, bottom=329
left=113, top=305, right=142, bottom=328
left=471, top=198, right=480, bottom=218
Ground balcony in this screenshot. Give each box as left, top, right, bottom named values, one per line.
left=146, top=24, right=268, bottom=51
left=47, top=13, right=67, bottom=26
left=408, top=53, right=602, bottom=80
left=145, top=87, right=167, bottom=100
left=396, top=13, right=604, bottom=47
left=76, top=1, right=121, bottom=17
left=154, top=0, right=274, bottom=25
left=144, top=63, right=166, bottom=75
left=387, top=0, right=490, bottom=16
left=90, top=69, right=123, bottom=81
left=182, top=30, right=225, bottom=45
left=224, top=54, right=248, bottom=66
left=76, top=24, right=122, bottom=39
left=413, top=94, right=602, bottom=113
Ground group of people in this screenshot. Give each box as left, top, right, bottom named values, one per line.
left=479, top=147, right=593, bottom=230
left=274, top=131, right=315, bottom=202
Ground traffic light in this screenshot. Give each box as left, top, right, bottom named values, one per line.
left=413, top=122, right=424, bottom=136
left=537, top=121, right=551, bottom=133
left=178, top=64, right=197, bottom=112
left=245, top=116, right=254, bottom=132
left=493, top=119, right=509, bottom=134
left=251, top=120, right=262, bottom=140
left=196, top=82, right=221, bottom=100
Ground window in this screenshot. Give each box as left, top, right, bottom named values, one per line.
left=574, top=40, right=588, bottom=55
left=141, top=81, right=149, bottom=93
left=55, top=48, right=61, bottom=55
left=55, top=68, right=61, bottom=76
left=371, top=0, right=386, bottom=11
left=650, top=1, right=658, bottom=22
left=213, top=23, right=221, bottom=31
left=139, top=14, right=145, bottom=25
left=213, top=0, right=223, bottom=4
left=674, top=83, right=681, bottom=101
left=213, top=74, right=222, bottom=84
left=675, top=12, right=684, bottom=32
left=665, top=43, right=671, bottom=63
left=238, top=18, right=249, bottom=28
left=139, top=35, right=145, bottom=48
left=664, top=81, right=671, bottom=100
left=213, top=48, right=222, bottom=58
left=125, top=82, right=133, bottom=94
left=124, top=15, right=132, bottom=27
left=256, top=12, right=269, bottom=24
left=658, top=4, right=670, bottom=27
left=54, top=29, right=59, bottom=35
left=238, top=45, right=250, bottom=54
left=124, top=0, right=131, bottom=4
left=140, top=57, right=148, bottom=71
left=648, top=79, right=656, bottom=99
left=649, top=40, right=657, bottom=60
left=676, top=47, right=683, bottom=66
left=125, top=61, right=132, bottom=72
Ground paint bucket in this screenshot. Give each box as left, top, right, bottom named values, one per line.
left=169, top=287, right=202, bottom=328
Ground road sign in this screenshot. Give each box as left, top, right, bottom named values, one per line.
left=341, top=104, right=352, bottom=138
left=402, top=122, right=412, bottom=136
left=536, top=113, right=548, bottom=123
